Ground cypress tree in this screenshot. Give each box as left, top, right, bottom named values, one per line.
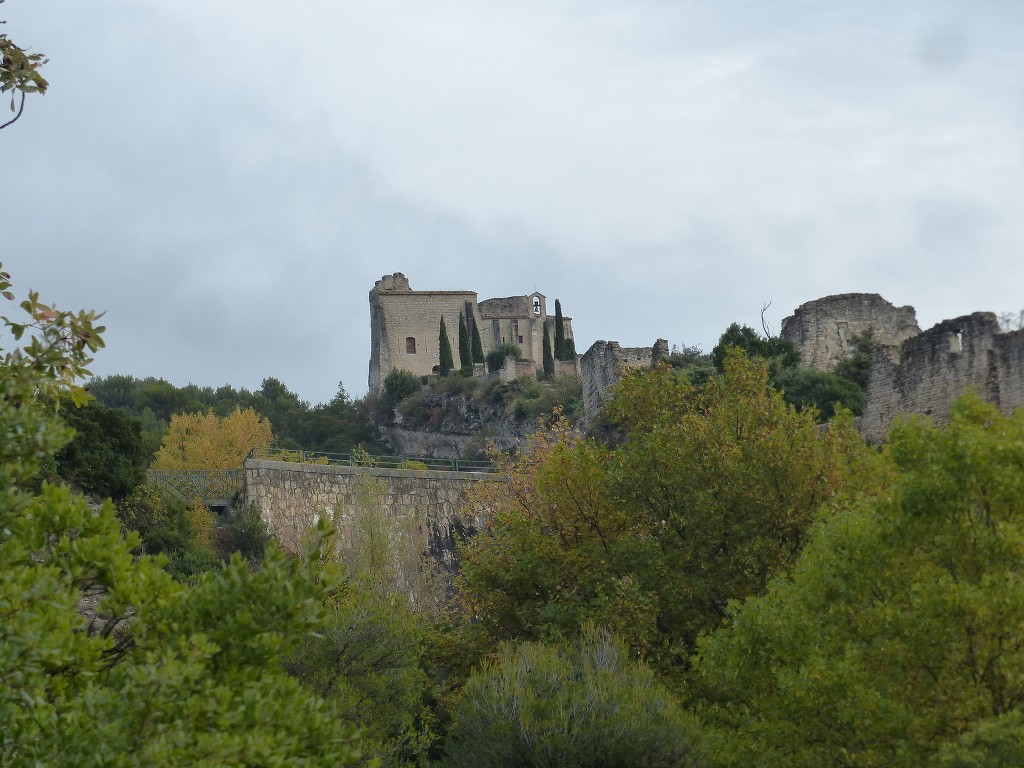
left=542, top=323, right=555, bottom=377
left=554, top=299, right=567, bottom=360
left=438, top=317, right=455, bottom=376
left=458, top=312, right=473, bottom=375
left=471, top=317, right=485, bottom=364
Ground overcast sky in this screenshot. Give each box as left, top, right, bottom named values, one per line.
left=4, top=1, right=1023, bottom=405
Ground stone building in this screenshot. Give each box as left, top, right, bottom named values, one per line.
left=782, top=292, right=1024, bottom=442
left=368, top=273, right=575, bottom=394
left=781, top=293, right=921, bottom=371
left=579, top=339, right=669, bottom=424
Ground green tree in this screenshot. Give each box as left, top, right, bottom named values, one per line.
left=696, top=394, right=1024, bottom=768
left=711, top=322, right=799, bottom=374
left=772, top=365, right=866, bottom=419
left=380, top=368, right=421, bottom=415
left=485, top=342, right=523, bottom=373
left=470, top=318, right=485, bottom=364
left=443, top=626, right=701, bottom=768
left=457, top=312, right=472, bottom=376
left=438, top=317, right=454, bottom=376
left=55, top=399, right=146, bottom=500
left=542, top=322, right=555, bottom=377
left=0, top=262, right=362, bottom=764
left=0, top=0, right=48, bottom=130
left=461, top=352, right=878, bottom=675
left=554, top=299, right=566, bottom=359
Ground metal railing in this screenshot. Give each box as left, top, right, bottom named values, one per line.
left=247, top=447, right=495, bottom=473
left=146, top=469, right=245, bottom=504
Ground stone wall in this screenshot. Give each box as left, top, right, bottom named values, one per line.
left=580, top=339, right=664, bottom=423
left=782, top=293, right=920, bottom=371
left=243, top=458, right=497, bottom=575
left=860, top=313, right=1024, bottom=442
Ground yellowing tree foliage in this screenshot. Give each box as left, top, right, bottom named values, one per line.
left=152, top=408, right=273, bottom=469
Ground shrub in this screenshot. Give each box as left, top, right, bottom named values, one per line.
left=486, top=343, right=523, bottom=373
left=381, top=368, right=422, bottom=414
left=443, top=626, right=701, bottom=768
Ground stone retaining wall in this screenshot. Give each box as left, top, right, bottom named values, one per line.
left=243, top=459, right=498, bottom=574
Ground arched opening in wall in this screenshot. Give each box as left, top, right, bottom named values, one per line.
left=533, top=298, right=541, bottom=315
left=950, top=330, right=963, bottom=353
left=406, top=337, right=417, bottom=354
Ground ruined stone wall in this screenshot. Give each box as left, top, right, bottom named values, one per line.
left=860, top=313, right=1024, bottom=442
left=244, top=459, right=496, bottom=575
left=782, top=293, right=920, bottom=371
left=580, top=340, right=660, bottom=423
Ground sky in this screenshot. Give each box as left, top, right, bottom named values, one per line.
left=4, top=0, right=1023, bottom=405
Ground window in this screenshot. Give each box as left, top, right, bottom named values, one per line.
left=406, top=337, right=417, bottom=354
left=518, top=335, right=523, bottom=344
left=533, top=298, right=541, bottom=315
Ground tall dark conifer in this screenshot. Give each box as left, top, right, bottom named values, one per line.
left=554, top=300, right=567, bottom=360
left=458, top=312, right=473, bottom=375
left=542, top=323, right=555, bottom=377
left=438, top=317, right=454, bottom=376
left=471, top=318, right=485, bottom=364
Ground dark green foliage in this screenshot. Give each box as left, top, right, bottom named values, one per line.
left=485, top=342, right=523, bottom=373
left=443, top=626, right=701, bottom=768
left=470, top=319, right=485, bottom=364
left=218, top=503, right=272, bottom=564
left=284, top=578, right=432, bottom=765
left=438, top=317, right=455, bottom=376
left=542, top=323, right=555, bottom=377
left=55, top=399, right=146, bottom=500
left=89, top=375, right=380, bottom=456
left=773, top=366, right=866, bottom=418
left=665, top=344, right=716, bottom=387
left=834, top=328, right=877, bottom=390
left=457, top=312, right=473, bottom=375
left=381, top=369, right=422, bottom=415
left=712, top=322, right=799, bottom=373
left=553, top=299, right=567, bottom=360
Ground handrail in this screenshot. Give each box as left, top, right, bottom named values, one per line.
left=246, top=447, right=495, bottom=473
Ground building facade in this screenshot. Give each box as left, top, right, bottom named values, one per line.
left=368, top=273, right=574, bottom=394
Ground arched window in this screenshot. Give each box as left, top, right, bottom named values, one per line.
left=406, top=337, right=417, bottom=354
left=533, top=298, right=541, bottom=315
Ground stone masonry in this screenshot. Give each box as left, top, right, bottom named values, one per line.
left=368, top=272, right=576, bottom=394
left=781, top=293, right=921, bottom=371
left=580, top=339, right=669, bottom=423
left=243, top=458, right=497, bottom=574
left=860, top=313, right=1024, bottom=442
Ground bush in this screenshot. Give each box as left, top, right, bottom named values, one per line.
left=486, top=343, right=523, bottom=373
left=443, top=626, right=701, bottom=768
left=381, top=369, right=422, bottom=414
left=774, top=366, right=866, bottom=419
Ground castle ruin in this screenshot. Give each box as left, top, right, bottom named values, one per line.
left=782, top=293, right=1024, bottom=441
left=368, top=273, right=575, bottom=394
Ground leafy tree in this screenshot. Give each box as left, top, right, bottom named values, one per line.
left=381, top=368, right=421, bottom=415
left=773, top=365, right=866, bottom=419
left=470, top=318, right=485, bottom=364
left=461, top=352, right=879, bottom=676
left=457, top=312, right=473, bottom=375
left=542, top=322, right=555, bottom=376
left=711, top=322, right=798, bottom=374
left=485, top=342, right=523, bottom=373
left=54, top=399, right=147, bottom=500
left=834, top=328, right=876, bottom=391
left=0, top=262, right=362, bottom=765
left=438, top=317, right=454, bottom=376
left=0, top=0, right=48, bottom=130
left=696, top=394, right=1024, bottom=768
left=152, top=407, right=273, bottom=469
left=443, top=626, right=701, bottom=768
